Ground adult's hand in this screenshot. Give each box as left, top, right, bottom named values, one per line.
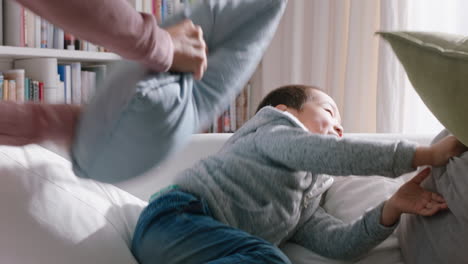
left=166, top=19, right=208, bottom=80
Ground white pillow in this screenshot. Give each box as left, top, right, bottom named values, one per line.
left=0, top=145, right=147, bottom=264
left=282, top=174, right=415, bottom=264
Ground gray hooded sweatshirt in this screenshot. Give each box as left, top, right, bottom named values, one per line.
left=174, top=106, right=417, bottom=260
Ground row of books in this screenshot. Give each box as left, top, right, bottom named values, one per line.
left=0, top=58, right=106, bottom=104
left=0, top=70, right=44, bottom=102
left=206, top=84, right=252, bottom=133
left=0, top=0, right=196, bottom=49
left=0, top=0, right=105, bottom=51
left=1, top=58, right=252, bottom=131
left=129, top=0, right=191, bottom=24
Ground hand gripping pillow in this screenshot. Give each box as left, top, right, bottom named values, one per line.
left=71, top=0, right=287, bottom=182
left=378, top=31, right=468, bottom=146
left=398, top=129, right=468, bottom=263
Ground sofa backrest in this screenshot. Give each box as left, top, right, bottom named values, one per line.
left=116, top=133, right=434, bottom=201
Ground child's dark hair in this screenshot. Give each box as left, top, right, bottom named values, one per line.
left=256, top=85, right=321, bottom=113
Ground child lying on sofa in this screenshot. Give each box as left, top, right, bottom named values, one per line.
left=130, top=85, right=466, bottom=264
left=0, top=80, right=465, bottom=262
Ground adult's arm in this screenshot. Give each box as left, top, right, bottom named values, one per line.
left=16, top=0, right=173, bottom=72
left=0, top=102, right=81, bottom=147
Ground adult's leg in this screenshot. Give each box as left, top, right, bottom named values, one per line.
left=131, top=191, right=291, bottom=264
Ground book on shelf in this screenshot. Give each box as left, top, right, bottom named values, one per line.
left=153, top=0, right=162, bottom=23
left=57, top=64, right=71, bottom=104
left=2, top=0, right=192, bottom=50
left=38, top=82, right=44, bottom=102
left=34, top=14, right=41, bottom=48
left=24, top=9, right=35, bottom=48
left=3, top=69, right=25, bottom=102
left=14, top=58, right=58, bottom=103
left=229, top=97, right=237, bottom=132
left=64, top=65, right=72, bottom=103
left=2, top=79, right=7, bottom=100
left=0, top=75, right=3, bottom=99
left=128, top=0, right=186, bottom=23
left=82, top=64, right=107, bottom=90
left=8, top=80, right=16, bottom=101
left=2, top=1, right=104, bottom=52
left=64, top=33, right=76, bottom=50
left=161, top=0, right=185, bottom=22
left=24, top=77, right=28, bottom=100
left=71, top=63, right=81, bottom=104
left=205, top=83, right=253, bottom=133
left=40, top=18, right=48, bottom=48
left=0, top=0, right=3, bottom=45
left=142, top=0, right=153, bottom=14
left=47, top=19, right=54, bottom=49
left=53, top=27, right=64, bottom=50
left=80, top=71, right=88, bottom=104
left=80, top=70, right=97, bottom=104
left=4, top=0, right=24, bottom=47
left=0, top=60, right=107, bottom=105
left=128, top=0, right=143, bottom=12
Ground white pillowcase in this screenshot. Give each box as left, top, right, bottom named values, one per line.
left=0, top=145, right=147, bottom=264
left=282, top=174, right=414, bottom=264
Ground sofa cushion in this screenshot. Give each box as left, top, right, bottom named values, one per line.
left=378, top=31, right=468, bottom=146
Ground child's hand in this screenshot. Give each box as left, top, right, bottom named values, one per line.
left=413, top=135, right=468, bottom=168
left=381, top=168, right=447, bottom=226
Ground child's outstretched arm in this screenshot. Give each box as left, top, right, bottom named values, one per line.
left=381, top=167, right=447, bottom=226
left=255, top=127, right=467, bottom=177
left=0, top=102, right=81, bottom=148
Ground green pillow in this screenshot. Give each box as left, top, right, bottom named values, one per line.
left=378, top=31, right=468, bottom=145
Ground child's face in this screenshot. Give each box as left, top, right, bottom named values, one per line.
left=277, top=89, right=343, bottom=137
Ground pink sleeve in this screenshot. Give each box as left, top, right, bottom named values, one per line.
left=34, top=104, right=82, bottom=146
left=0, top=102, right=80, bottom=147
left=15, top=0, right=174, bottom=72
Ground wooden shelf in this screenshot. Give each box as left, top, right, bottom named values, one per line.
left=0, top=46, right=121, bottom=63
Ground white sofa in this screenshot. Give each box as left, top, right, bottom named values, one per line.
left=0, top=133, right=435, bottom=264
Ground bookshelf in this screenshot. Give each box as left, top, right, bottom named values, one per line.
left=0, top=44, right=119, bottom=104
left=0, top=45, right=256, bottom=131
left=0, top=46, right=120, bottom=70
left=0, top=46, right=120, bottom=62
left=0, top=0, right=258, bottom=132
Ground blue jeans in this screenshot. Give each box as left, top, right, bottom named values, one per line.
left=131, top=190, right=291, bottom=264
